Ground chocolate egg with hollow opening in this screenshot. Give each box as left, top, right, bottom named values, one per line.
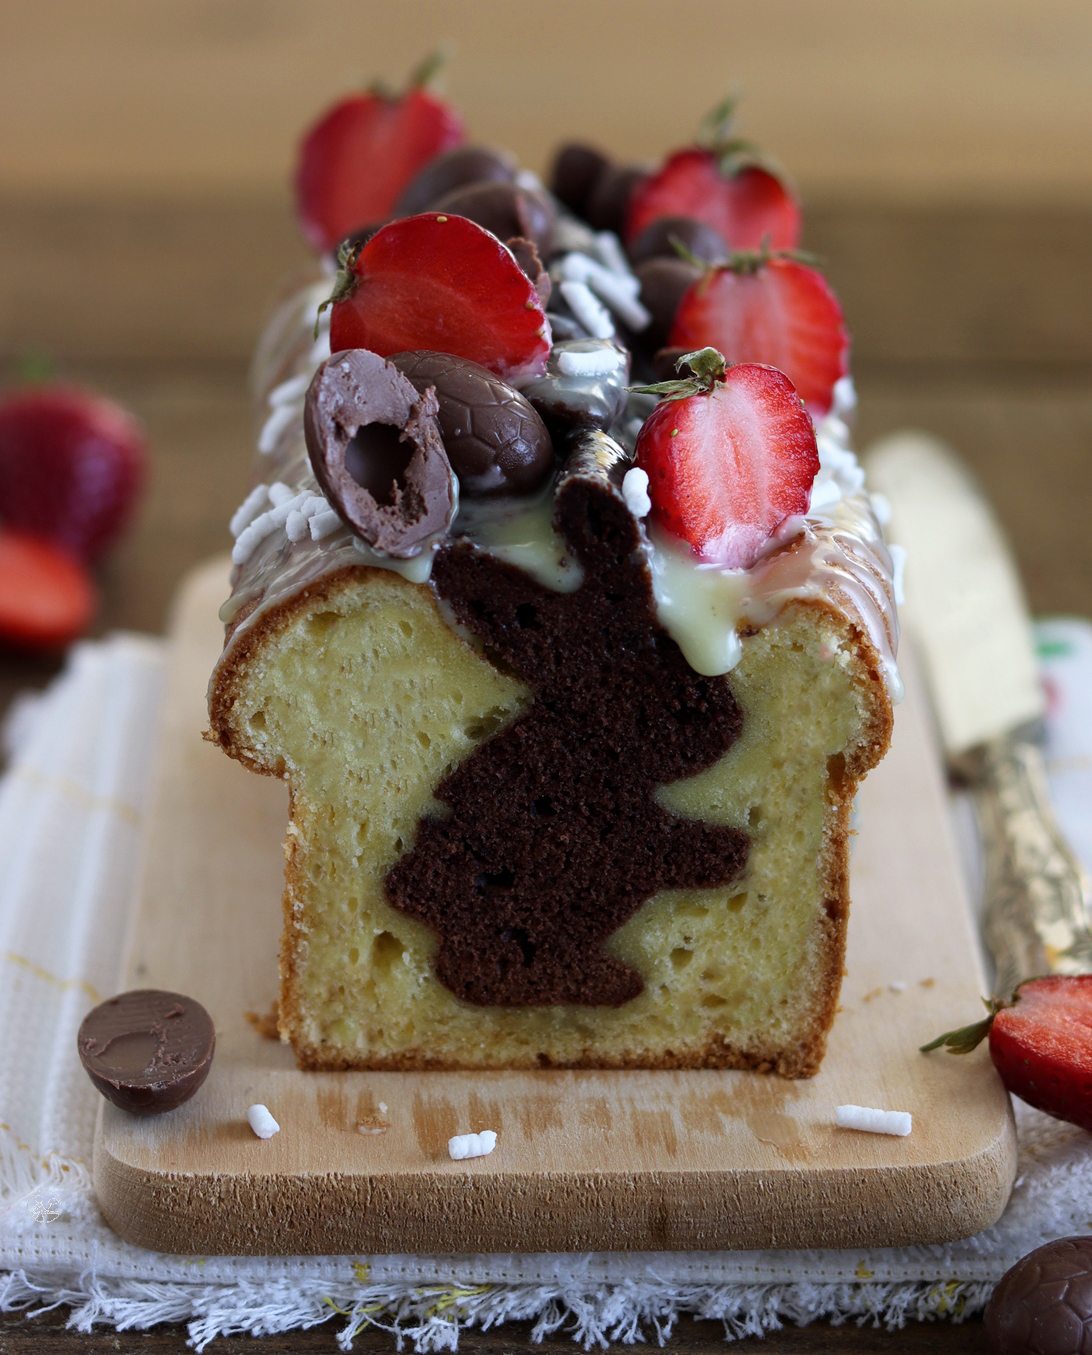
left=628, top=215, right=730, bottom=267
left=429, top=181, right=556, bottom=257
left=985, top=1236, right=1092, bottom=1354
left=395, top=145, right=517, bottom=217
left=388, top=350, right=554, bottom=495
left=77, top=989, right=215, bottom=1115
left=304, top=349, right=456, bottom=556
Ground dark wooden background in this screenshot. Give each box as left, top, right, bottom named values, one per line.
left=2, top=2, right=1091, bottom=1348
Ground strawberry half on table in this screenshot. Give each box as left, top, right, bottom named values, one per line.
left=668, top=249, right=849, bottom=418
left=0, top=383, right=146, bottom=650
left=633, top=346, right=819, bottom=570
left=322, top=213, right=551, bottom=384
left=626, top=101, right=801, bottom=253
left=922, top=975, right=1092, bottom=1133
left=295, top=56, right=465, bottom=254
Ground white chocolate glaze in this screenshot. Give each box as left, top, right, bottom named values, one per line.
left=214, top=282, right=900, bottom=706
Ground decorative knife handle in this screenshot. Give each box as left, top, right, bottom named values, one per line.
left=971, top=736, right=1092, bottom=998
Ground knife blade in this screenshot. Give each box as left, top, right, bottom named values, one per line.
left=863, top=430, right=1092, bottom=996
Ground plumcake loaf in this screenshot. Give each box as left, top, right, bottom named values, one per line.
left=207, top=83, right=900, bottom=1077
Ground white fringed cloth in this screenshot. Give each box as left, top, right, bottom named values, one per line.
left=2, top=623, right=1092, bottom=1352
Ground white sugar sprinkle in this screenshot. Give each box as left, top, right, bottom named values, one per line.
left=835, top=1104, right=911, bottom=1137
left=247, top=1104, right=280, bottom=1139
left=448, top=1129, right=497, bottom=1161
left=285, top=509, right=310, bottom=542
left=258, top=402, right=297, bottom=455
left=559, top=281, right=614, bottom=340
left=622, top=467, right=652, bottom=520
left=309, top=508, right=343, bottom=540
left=888, top=981, right=907, bottom=992
left=593, top=230, right=631, bottom=277
left=267, top=372, right=311, bottom=407
left=229, top=484, right=272, bottom=538
left=557, top=346, right=626, bottom=377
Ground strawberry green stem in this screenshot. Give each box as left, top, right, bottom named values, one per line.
left=314, top=240, right=361, bottom=339
left=920, top=994, right=1010, bottom=1055
left=630, top=347, right=728, bottom=401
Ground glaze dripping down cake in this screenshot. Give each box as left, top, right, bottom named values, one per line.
left=207, top=81, right=900, bottom=1078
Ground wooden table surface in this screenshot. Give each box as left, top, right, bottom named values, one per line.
left=4, top=190, right=1087, bottom=1351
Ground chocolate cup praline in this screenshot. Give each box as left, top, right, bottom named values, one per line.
left=77, top=989, right=215, bottom=1116
left=304, top=349, right=457, bottom=557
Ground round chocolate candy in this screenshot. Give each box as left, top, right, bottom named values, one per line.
left=628, top=215, right=730, bottom=267
left=388, top=350, right=554, bottom=495
left=429, top=181, right=556, bottom=257
left=395, top=145, right=517, bottom=218
left=304, top=349, right=456, bottom=556
left=518, top=339, right=630, bottom=438
left=985, top=1237, right=1092, bottom=1354
left=585, top=163, right=646, bottom=236
left=77, top=989, right=215, bottom=1115
left=635, top=257, right=703, bottom=349
left=549, top=142, right=612, bottom=219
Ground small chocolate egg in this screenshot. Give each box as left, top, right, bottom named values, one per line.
left=388, top=350, right=554, bottom=495
left=628, top=215, right=730, bottom=267
left=395, top=145, right=517, bottom=217
left=985, top=1236, right=1092, bottom=1354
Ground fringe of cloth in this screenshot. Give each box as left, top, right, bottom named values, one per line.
left=0, top=1266, right=990, bottom=1352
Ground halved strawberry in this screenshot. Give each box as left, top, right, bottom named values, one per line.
left=634, top=348, right=819, bottom=569
left=326, top=214, right=551, bottom=383
left=669, top=254, right=848, bottom=417
left=627, top=148, right=800, bottom=253
left=0, top=385, right=146, bottom=560
left=295, top=62, right=465, bottom=254
left=923, top=975, right=1092, bottom=1133
left=0, top=530, right=96, bottom=649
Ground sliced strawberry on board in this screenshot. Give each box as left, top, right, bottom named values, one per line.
left=295, top=57, right=465, bottom=254
left=922, top=975, right=1092, bottom=1133
left=633, top=347, right=819, bottom=569
left=669, top=253, right=848, bottom=417
left=325, top=214, right=551, bottom=383
left=627, top=147, right=801, bottom=254
left=0, top=530, right=97, bottom=650
left=0, top=385, right=146, bottom=561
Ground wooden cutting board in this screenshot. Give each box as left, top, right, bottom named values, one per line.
left=93, top=559, right=1016, bottom=1255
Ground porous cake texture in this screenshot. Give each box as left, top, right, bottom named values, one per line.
left=209, top=457, right=891, bottom=1076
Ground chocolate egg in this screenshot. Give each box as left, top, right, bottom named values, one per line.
left=77, top=990, right=215, bottom=1116
left=635, top=257, right=703, bottom=349
left=388, top=350, right=554, bottom=495
left=628, top=215, right=730, bottom=267
left=429, top=181, right=556, bottom=257
left=304, top=349, right=456, bottom=556
left=395, top=145, right=517, bottom=217
left=550, top=143, right=612, bottom=219
left=985, top=1237, right=1092, bottom=1354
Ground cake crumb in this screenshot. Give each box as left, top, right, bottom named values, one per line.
left=862, top=987, right=884, bottom=1003
left=357, top=1117, right=389, bottom=1136
left=920, top=977, right=936, bottom=989
left=448, top=1130, right=497, bottom=1161
left=836, top=1104, right=911, bottom=1137
left=247, top=1104, right=280, bottom=1139
left=244, top=1002, right=281, bottom=1041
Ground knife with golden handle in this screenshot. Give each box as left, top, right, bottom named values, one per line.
left=864, top=431, right=1092, bottom=997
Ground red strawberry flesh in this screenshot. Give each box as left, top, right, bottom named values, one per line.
left=296, top=90, right=465, bottom=254
left=989, top=976, right=1092, bottom=1133
left=669, top=259, right=848, bottom=417
left=329, top=214, right=551, bottom=383
left=0, top=386, right=145, bottom=561
left=626, top=149, right=801, bottom=253
left=635, top=361, right=819, bottom=569
left=0, top=530, right=96, bottom=649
